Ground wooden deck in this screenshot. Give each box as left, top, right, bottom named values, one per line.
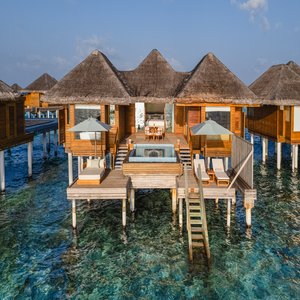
left=177, top=170, right=236, bottom=200
left=67, top=170, right=130, bottom=200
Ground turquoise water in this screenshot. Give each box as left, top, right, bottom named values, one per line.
left=0, top=134, right=299, bottom=299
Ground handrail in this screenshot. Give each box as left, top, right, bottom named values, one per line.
left=196, top=165, right=211, bottom=261
left=184, top=164, right=193, bottom=260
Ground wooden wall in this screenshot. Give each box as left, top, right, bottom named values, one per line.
left=24, top=92, right=41, bottom=107
left=0, top=98, right=32, bottom=151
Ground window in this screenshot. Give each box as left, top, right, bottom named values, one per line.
left=74, top=104, right=101, bottom=139
left=206, top=106, right=230, bottom=129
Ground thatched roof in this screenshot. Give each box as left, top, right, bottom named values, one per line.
left=249, top=64, right=300, bottom=105
left=25, top=73, right=57, bottom=92
left=176, top=52, right=256, bottom=104
left=42, top=50, right=132, bottom=104
left=287, top=61, right=300, bottom=76
left=11, top=83, right=22, bottom=92
left=121, top=49, right=189, bottom=102
left=0, top=80, right=16, bottom=102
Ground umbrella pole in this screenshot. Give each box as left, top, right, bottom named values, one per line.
left=95, top=132, right=97, bottom=158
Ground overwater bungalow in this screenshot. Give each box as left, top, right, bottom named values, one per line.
left=246, top=62, right=300, bottom=170
left=23, top=73, right=57, bottom=108
left=43, top=50, right=257, bottom=259
left=11, top=83, right=22, bottom=92
left=0, top=80, right=34, bottom=191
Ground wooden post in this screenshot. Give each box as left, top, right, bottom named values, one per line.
left=55, top=110, right=59, bottom=118
left=130, top=189, right=135, bottom=212
left=48, top=131, right=51, bottom=153
left=72, top=199, right=77, bottom=229
left=47, top=110, right=50, bottom=118
left=179, top=198, right=183, bottom=229
left=227, top=199, right=231, bottom=227
left=244, top=198, right=254, bottom=227
left=295, top=145, right=299, bottom=169
left=250, top=133, right=254, bottom=145
left=277, top=142, right=282, bottom=170
left=122, top=198, right=126, bottom=228
left=27, top=141, right=33, bottom=177
left=292, top=145, right=295, bottom=172
left=262, top=137, right=266, bottom=163
left=224, top=157, right=229, bottom=171
left=0, top=150, right=5, bottom=192
left=43, top=132, right=47, bottom=158
left=172, top=188, right=177, bottom=214
left=77, top=156, right=81, bottom=175
left=68, top=153, right=73, bottom=186
left=54, top=130, right=58, bottom=156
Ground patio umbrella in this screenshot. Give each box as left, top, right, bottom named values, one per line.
left=68, top=117, right=111, bottom=157
left=191, top=119, right=233, bottom=136
left=191, top=120, right=232, bottom=157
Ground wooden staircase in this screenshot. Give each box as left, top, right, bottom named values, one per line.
left=184, top=165, right=210, bottom=261
left=180, top=148, right=192, bottom=170
left=114, top=144, right=128, bottom=170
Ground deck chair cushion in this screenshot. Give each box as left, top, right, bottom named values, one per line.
left=212, top=159, right=229, bottom=180
left=194, top=158, right=210, bottom=181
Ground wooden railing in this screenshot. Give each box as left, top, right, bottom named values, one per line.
left=231, top=135, right=253, bottom=188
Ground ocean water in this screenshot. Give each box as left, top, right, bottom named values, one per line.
left=0, top=133, right=299, bottom=299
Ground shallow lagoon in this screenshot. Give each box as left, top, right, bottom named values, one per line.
left=0, top=134, right=299, bottom=299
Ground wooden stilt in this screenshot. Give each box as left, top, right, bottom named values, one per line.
left=250, top=133, right=254, bottom=145
left=277, top=142, right=281, bottom=170
left=292, top=145, right=295, bottom=172
left=48, top=132, right=51, bottom=153
left=27, top=141, right=33, bottom=177
left=47, top=110, right=50, bottom=118
left=244, top=198, right=254, bottom=228
left=54, top=130, right=58, bottom=156
left=227, top=199, right=231, bottom=227
left=172, top=188, right=177, bottom=213
left=246, top=208, right=251, bottom=227
left=43, top=132, right=47, bottom=158
left=179, top=198, right=183, bottom=229
left=122, top=198, right=126, bottom=228
left=295, top=145, right=299, bottom=169
left=77, top=156, right=81, bottom=175
left=68, top=153, right=73, bottom=186
left=224, top=157, right=229, bottom=171
left=232, top=195, right=236, bottom=205
left=130, top=189, right=135, bottom=212
left=262, top=137, right=266, bottom=163
left=0, top=150, right=5, bottom=192
left=215, top=198, right=219, bottom=205
left=72, top=199, right=77, bottom=229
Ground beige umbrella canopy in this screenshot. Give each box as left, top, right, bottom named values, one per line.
left=68, top=117, right=111, bottom=157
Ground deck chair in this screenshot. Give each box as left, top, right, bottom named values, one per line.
left=77, top=158, right=106, bottom=185
left=194, top=158, right=210, bottom=185
left=212, top=158, right=229, bottom=187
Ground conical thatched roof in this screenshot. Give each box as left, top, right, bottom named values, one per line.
left=121, top=49, right=189, bottom=102
left=287, top=61, right=300, bottom=76
left=25, top=73, right=57, bottom=92
left=43, top=50, right=131, bottom=104
left=0, top=80, right=16, bottom=102
left=249, top=64, right=300, bottom=105
left=176, top=53, right=256, bottom=104
left=11, top=83, right=22, bottom=92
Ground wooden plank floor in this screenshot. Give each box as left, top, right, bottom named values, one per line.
left=67, top=170, right=130, bottom=200
left=125, top=132, right=189, bottom=147
left=177, top=170, right=235, bottom=199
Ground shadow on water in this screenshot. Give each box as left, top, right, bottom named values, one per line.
left=0, top=135, right=299, bottom=298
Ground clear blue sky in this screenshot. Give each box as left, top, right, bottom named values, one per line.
left=0, top=0, right=299, bottom=87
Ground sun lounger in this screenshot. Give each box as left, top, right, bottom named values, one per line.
left=77, top=158, right=105, bottom=185
left=212, top=158, right=229, bottom=186
left=194, top=158, right=210, bottom=185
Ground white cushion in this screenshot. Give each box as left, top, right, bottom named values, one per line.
left=86, top=158, right=105, bottom=169
left=78, top=167, right=105, bottom=180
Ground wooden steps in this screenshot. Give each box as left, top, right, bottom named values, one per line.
left=184, top=164, right=210, bottom=262
left=179, top=148, right=192, bottom=170
left=115, top=144, right=128, bottom=170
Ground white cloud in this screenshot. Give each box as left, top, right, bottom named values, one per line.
left=261, top=16, right=270, bottom=31
left=232, top=0, right=270, bottom=30
left=75, top=35, right=117, bottom=59
left=239, top=0, right=268, bottom=12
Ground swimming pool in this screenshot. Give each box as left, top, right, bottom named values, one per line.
left=128, top=144, right=177, bottom=162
